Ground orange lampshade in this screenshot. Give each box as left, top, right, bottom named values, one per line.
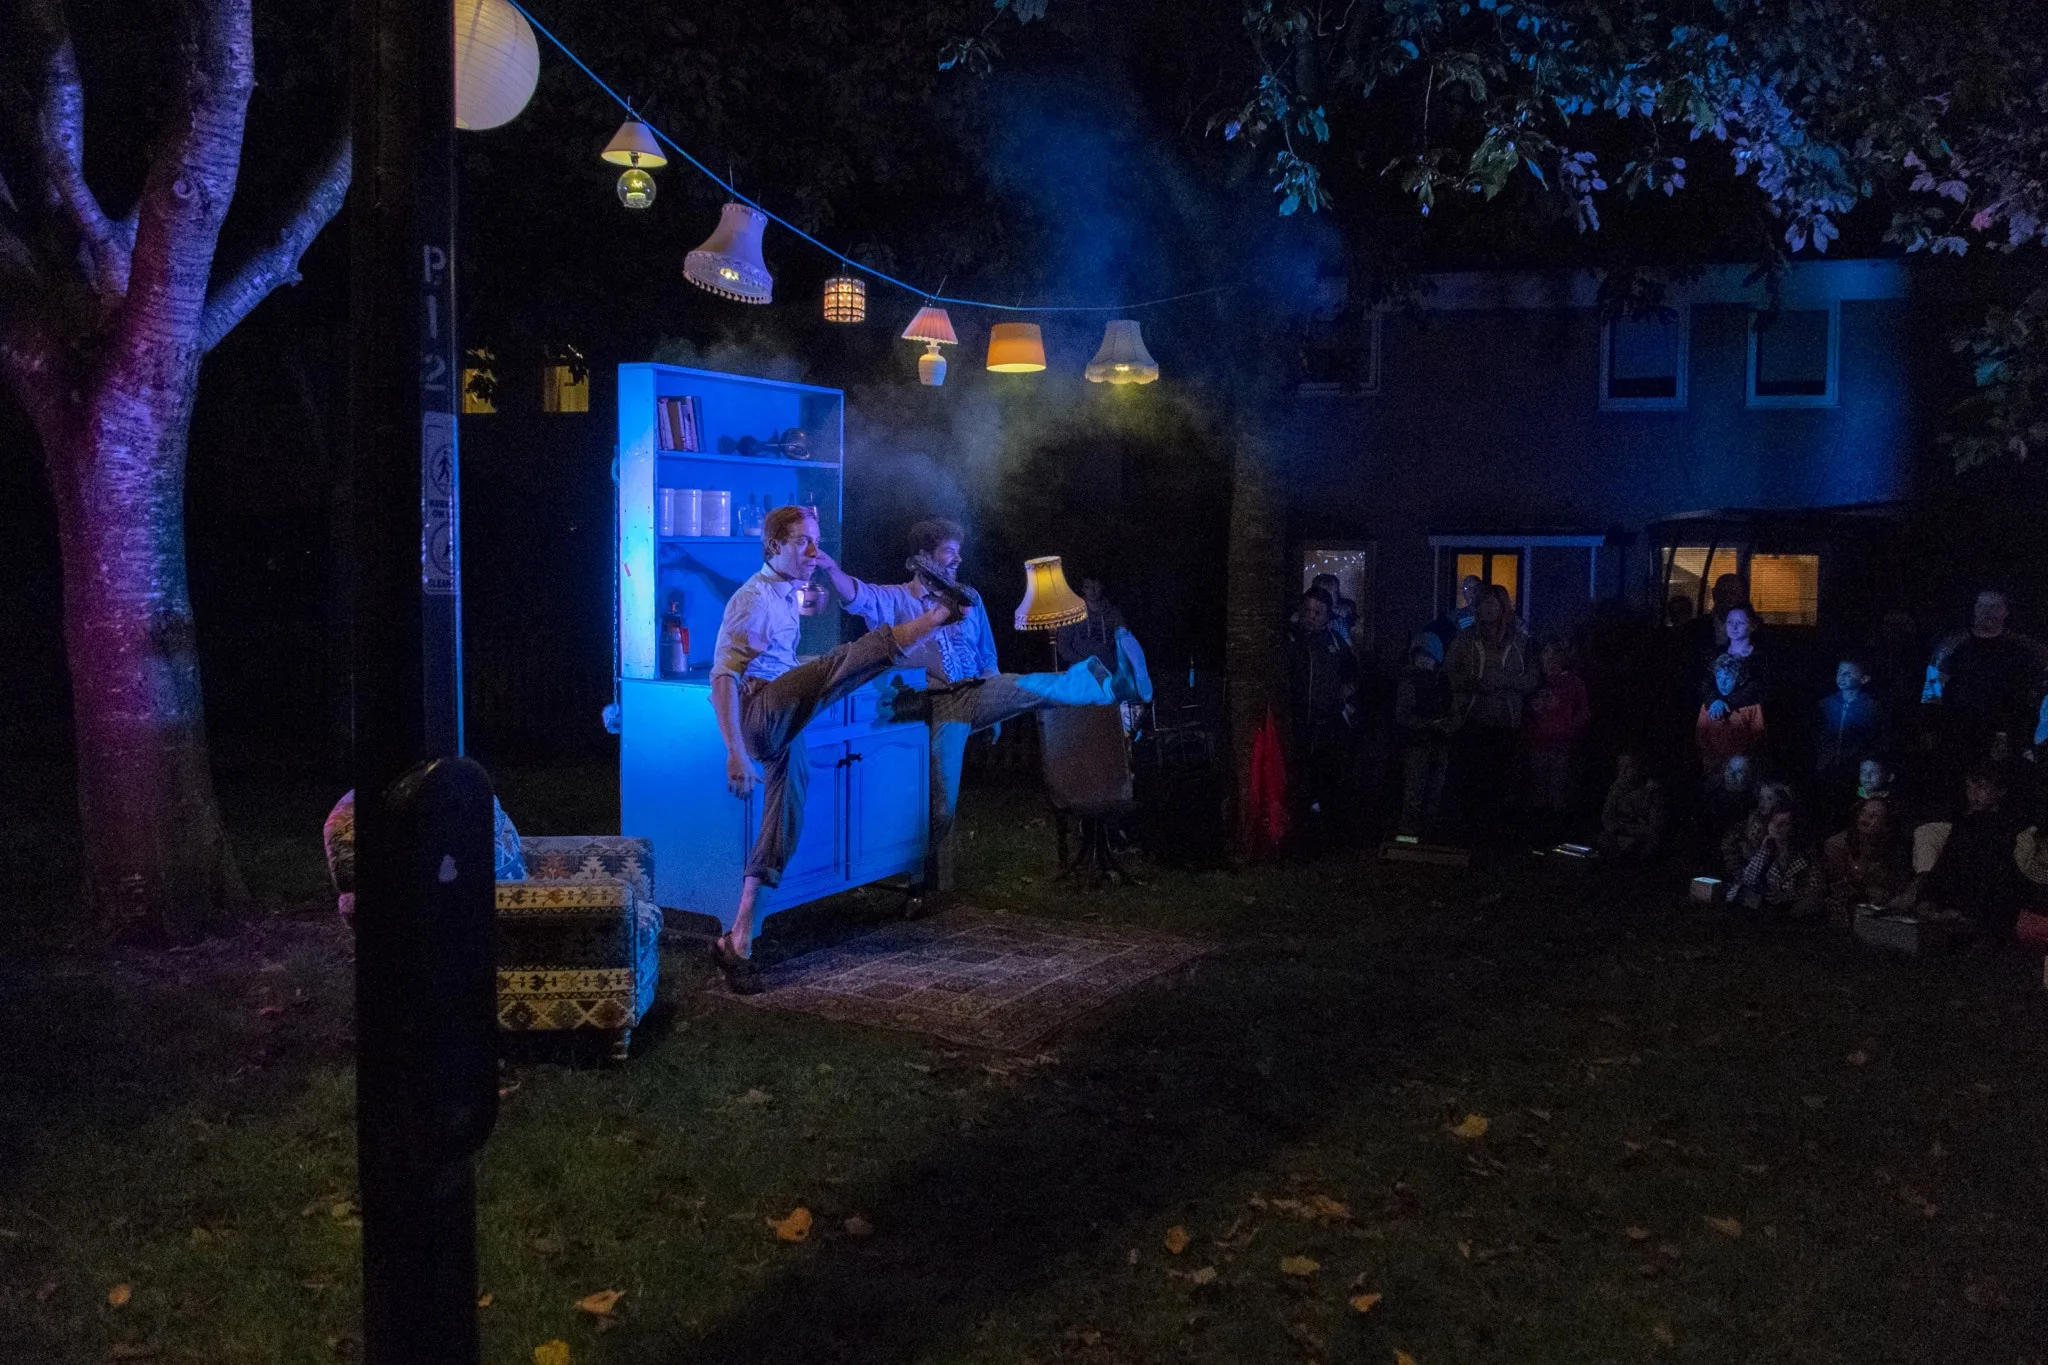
left=901, top=305, right=958, bottom=346
left=986, top=322, right=1047, bottom=373
left=822, top=273, right=867, bottom=323
left=1014, top=556, right=1087, bottom=631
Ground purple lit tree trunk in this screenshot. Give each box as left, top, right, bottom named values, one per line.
left=1, top=0, right=349, bottom=939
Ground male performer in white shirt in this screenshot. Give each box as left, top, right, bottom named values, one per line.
left=838, top=518, right=1152, bottom=902
left=710, top=505, right=963, bottom=992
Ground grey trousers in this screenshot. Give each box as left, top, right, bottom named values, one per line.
left=918, top=661, right=1121, bottom=892
left=740, top=628, right=901, bottom=886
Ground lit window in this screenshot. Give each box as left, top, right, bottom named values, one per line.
left=542, top=363, right=589, bottom=414
left=460, top=350, right=496, bottom=415
left=1453, top=549, right=1519, bottom=608
left=1748, top=305, right=1838, bottom=406
left=1748, top=553, right=1820, bottom=626
left=1600, top=308, right=1688, bottom=409
left=1667, top=544, right=1739, bottom=610
left=1298, top=310, right=1381, bottom=396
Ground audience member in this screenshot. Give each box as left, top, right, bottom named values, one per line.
left=1425, top=575, right=1485, bottom=658
left=1720, top=780, right=1795, bottom=876
left=1925, top=589, right=2048, bottom=761
left=1723, top=799, right=1818, bottom=918
left=1287, top=589, right=1358, bottom=845
left=1525, top=640, right=1592, bottom=834
left=1447, top=584, right=1536, bottom=842
left=1696, top=652, right=1766, bottom=789
left=1700, top=752, right=1760, bottom=852
left=1394, top=635, right=1455, bottom=838
left=1310, top=573, right=1361, bottom=648
left=1683, top=573, right=1748, bottom=669
left=1820, top=797, right=1911, bottom=925
left=1599, top=753, right=1667, bottom=860
left=1903, top=766, right=2031, bottom=939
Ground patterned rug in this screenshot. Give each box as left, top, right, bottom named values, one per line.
left=723, top=911, right=1210, bottom=1051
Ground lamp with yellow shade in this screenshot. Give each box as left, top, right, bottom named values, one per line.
left=1014, top=556, right=1088, bottom=631
left=901, top=305, right=959, bottom=386
left=986, top=322, right=1047, bottom=374
left=602, top=119, right=665, bottom=210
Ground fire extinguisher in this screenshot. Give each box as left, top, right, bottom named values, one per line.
left=661, top=594, right=690, bottom=677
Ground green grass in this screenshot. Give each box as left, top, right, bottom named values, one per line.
left=4, top=767, right=2046, bottom=1364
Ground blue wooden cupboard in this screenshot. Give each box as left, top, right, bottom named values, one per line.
left=614, top=363, right=928, bottom=927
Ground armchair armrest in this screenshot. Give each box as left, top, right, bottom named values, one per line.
left=518, top=836, right=654, bottom=901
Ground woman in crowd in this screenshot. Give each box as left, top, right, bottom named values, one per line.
left=1819, top=796, right=1911, bottom=925
left=1447, top=583, right=1536, bottom=843
left=1723, top=799, right=1818, bottom=918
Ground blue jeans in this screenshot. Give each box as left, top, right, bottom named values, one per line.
left=919, top=661, right=1120, bottom=892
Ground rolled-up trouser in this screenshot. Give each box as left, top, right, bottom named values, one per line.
left=740, top=627, right=903, bottom=887
left=920, top=660, right=1120, bottom=892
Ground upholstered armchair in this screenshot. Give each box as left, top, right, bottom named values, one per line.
left=496, top=836, right=660, bottom=1060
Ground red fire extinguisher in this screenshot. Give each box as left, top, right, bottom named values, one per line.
left=661, top=594, right=690, bottom=677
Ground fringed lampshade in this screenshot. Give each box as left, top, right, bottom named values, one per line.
left=1014, top=556, right=1088, bottom=631
left=1085, top=319, right=1160, bottom=384
left=823, top=273, right=867, bottom=323
left=901, top=305, right=958, bottom=386
left=986, top=322, right=1047, bottom=373
left=454, top=0, right=540, bottom=131
left=684, top=203, right=774, bottom=304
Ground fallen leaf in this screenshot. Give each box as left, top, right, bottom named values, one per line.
left=1847, top=1049, right=1871, bottom=1066
left=1802, top=1095, right=1827, bottom=1111
left=843, top=1215, right=873, bottom=1238
left=1526, top=1108, right=1553, bottom=1122
left=532, top=1343, right=572, bottom=1365
left=1624, top=1226, right=1652, bottom=1242
left=1706, top=1216, right=1743, bottom=1238
left=531, top=1234, right=564, bottom=1256
left=1349, top=1292, right=1384, bottom=1314
left=768, top=1207, right=813, bottom=1242
left=36, top=1281, right=57, bottom=1302
left=1307, top=1194, right=1352, bottom=1221
left=477, top=1293, right=494, bottom=1308
left=107, top=1343, right=157, bottom=1361
left=1651, top=1321, right=1676, bottom=1347
left=736, top=1088, right=773, bottom=1107
left=107, top=1283, right=132, bottom=1307
left=1280, top=1255, right=1320, bottom=1276
left=1450, top=1113, right=1491, bottom=1140
left=1164, top=1225, right=1191, bottom=1255
left=1395, top=1351, right=1419, bottom=1365
left=1188, top=1265, right=1218, bottom=1286
left=575, top=1289, right=623, bottom=1317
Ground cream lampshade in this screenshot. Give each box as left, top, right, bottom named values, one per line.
left=901, top=305, right=958, bottom=386
left=1084, top=319, right=1160, bottom=384
left=986, top=322, right=1047, bottom=373
left=684, top=203, right=774, bottom=304
left=1014, top=556, right=1088, bottom=631
left=600, top=120, right=666, bottom=167
left=454, top=0, right=540, bottom=131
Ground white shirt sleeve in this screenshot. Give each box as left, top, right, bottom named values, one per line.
left=711, top=582, right=770, bottom=685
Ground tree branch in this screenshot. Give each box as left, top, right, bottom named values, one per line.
left=198, top=132, right=349, bottom=353
left=22, top=0, right=129, bottom=297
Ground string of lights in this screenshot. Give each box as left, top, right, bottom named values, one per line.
left=500, top=0, right=1233, bottom=318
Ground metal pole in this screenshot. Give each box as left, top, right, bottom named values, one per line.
left=350, top=1, right=497, bottom=1361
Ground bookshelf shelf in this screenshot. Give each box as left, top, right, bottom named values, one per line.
left=655, top=451, right=842, bottom=470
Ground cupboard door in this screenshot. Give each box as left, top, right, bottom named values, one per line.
left=846, top=729, right=928, bottom=882
left=744, top=741, right=847, bottom=901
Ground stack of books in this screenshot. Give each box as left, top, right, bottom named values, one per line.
left=656, top=396, right=701, bottom=452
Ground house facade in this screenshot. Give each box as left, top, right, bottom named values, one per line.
left=1280, top=259, right=1925, bottom=659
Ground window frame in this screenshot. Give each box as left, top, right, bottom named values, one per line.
left=1745, top=301, right=1840, bottom=408
left=1296, top=309, right=1382, bottom=398
left=1598, top=305, right=1690, bottom=412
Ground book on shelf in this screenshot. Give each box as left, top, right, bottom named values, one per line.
left=656, top=395, right=703, bottom=453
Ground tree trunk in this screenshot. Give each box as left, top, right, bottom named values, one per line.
left=1222, top=408, right=1288, bottom=859
left=49, top=385, right=245, bottom=941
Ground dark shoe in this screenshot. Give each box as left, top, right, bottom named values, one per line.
left=711, top=934, right=763, bottom=995
left=906, top=555, right=975, bottom=620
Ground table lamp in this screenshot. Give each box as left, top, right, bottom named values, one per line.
left=1016, top=556, right=1087, bottom=667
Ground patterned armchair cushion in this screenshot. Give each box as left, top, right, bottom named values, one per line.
left=519, top=836, right=654, bottom=902
left=495, top=838, right=659, bottom=1041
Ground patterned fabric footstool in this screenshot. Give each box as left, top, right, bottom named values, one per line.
left=497, top=836, right=659, bottom=1060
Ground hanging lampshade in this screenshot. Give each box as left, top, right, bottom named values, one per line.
left=454, top=0, right=540, bottom=131
left=1014, top=556, right=1088, bottom=631
left=600, top=119, right=666, bottom=168
left=901, top=305, right=958, bottom=386
left=1084, top=319, right=1161, bottom=384
left=684, top=203, right=774, bottom=304
left=822, top=273, right=867, bottom=323
left=615, top=168, right=657, bottom=209
left=986, top=322, right=1047, bottom=373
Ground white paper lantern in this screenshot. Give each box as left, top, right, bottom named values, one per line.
left=454, top=0, right=540, bottom=131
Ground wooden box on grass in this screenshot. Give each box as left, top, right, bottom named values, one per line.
left=1852, top=906, right=1958, bottom=956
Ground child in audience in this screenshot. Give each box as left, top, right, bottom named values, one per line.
left=1699, top=752, right=1759, bottom=856
left=1394, top=637, right=1455, bottom=837
left=1525, top=640, right=1592, bottom=837
left=1902, top=766, right=2031, bottom=939
left=1599, top=752, right=1666, bottom=860
left=1820, top=796, right=1910, bottom=925
left=1697, top=653, right=1766, bottom=790
left=1724, top=802, right=1818, bottom=917
left=1720, top=781, right=1796, bottom=879
left=1816, top=659, right=1883, bottom=815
